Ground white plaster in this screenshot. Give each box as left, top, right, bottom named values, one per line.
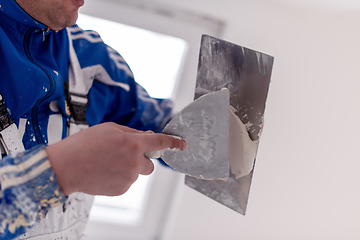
left=229, top=106, right=259, bottom=178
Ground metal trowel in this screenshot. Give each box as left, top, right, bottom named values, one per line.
left=185, top=35, right=274, bottom=215
left=147, top=35, right=274, bottom=215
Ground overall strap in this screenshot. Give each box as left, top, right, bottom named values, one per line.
left=66, top=27, right=89, bottom=136
left=0, top=94, right=25, bottom=158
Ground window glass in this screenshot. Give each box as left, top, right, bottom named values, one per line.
left=89, top=166, right=155, bottom=225
left=77, top=14, right=187, bottom=99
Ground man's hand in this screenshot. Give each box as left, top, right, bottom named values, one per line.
left=45, top=122, right=187, bottom=196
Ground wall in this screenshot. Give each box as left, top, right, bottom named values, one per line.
left=156, top=0, right=360, bottom=239
left=80, top=0, right=360, bottom=239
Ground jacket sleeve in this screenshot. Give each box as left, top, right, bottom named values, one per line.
left=69, top=26, right=173, bottom=133
left=0, top=145, right=67, bottom=239
left=88, top=46, right=174, bottom=133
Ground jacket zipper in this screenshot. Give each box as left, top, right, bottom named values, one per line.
left=23, top=28, right=55, bottom=145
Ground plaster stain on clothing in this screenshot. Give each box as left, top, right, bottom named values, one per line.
left=49, top=101, right=59, bottom=112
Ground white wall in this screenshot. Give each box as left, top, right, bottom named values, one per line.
left=80, top=0, right=360, bottom=239
left=153, top=0, right=360, bottom=239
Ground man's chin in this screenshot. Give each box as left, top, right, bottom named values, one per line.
left=63, top=13, right=79, bottom=29
left=53, top=19, right=77, bottom=31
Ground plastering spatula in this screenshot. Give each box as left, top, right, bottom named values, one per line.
left=161, top=88, right=229, bottom=180
left=145, top=88, right=230, bottom=180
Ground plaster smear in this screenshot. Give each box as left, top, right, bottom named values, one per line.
left=229, top=106, right=259, bottom=179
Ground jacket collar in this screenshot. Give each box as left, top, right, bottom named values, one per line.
left=0, top=0, right=47, bottom=29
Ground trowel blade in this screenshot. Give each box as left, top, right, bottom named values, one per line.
left=161, top=88, right=229, bottom=180
left=186, top=35, right=274, bottom=215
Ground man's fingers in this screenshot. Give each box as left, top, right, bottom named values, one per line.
left=107, top=122, right=144, bottom=133
left=139, top=158, right=155, bottom=175
left=141, top=133, right=187, bottom=152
